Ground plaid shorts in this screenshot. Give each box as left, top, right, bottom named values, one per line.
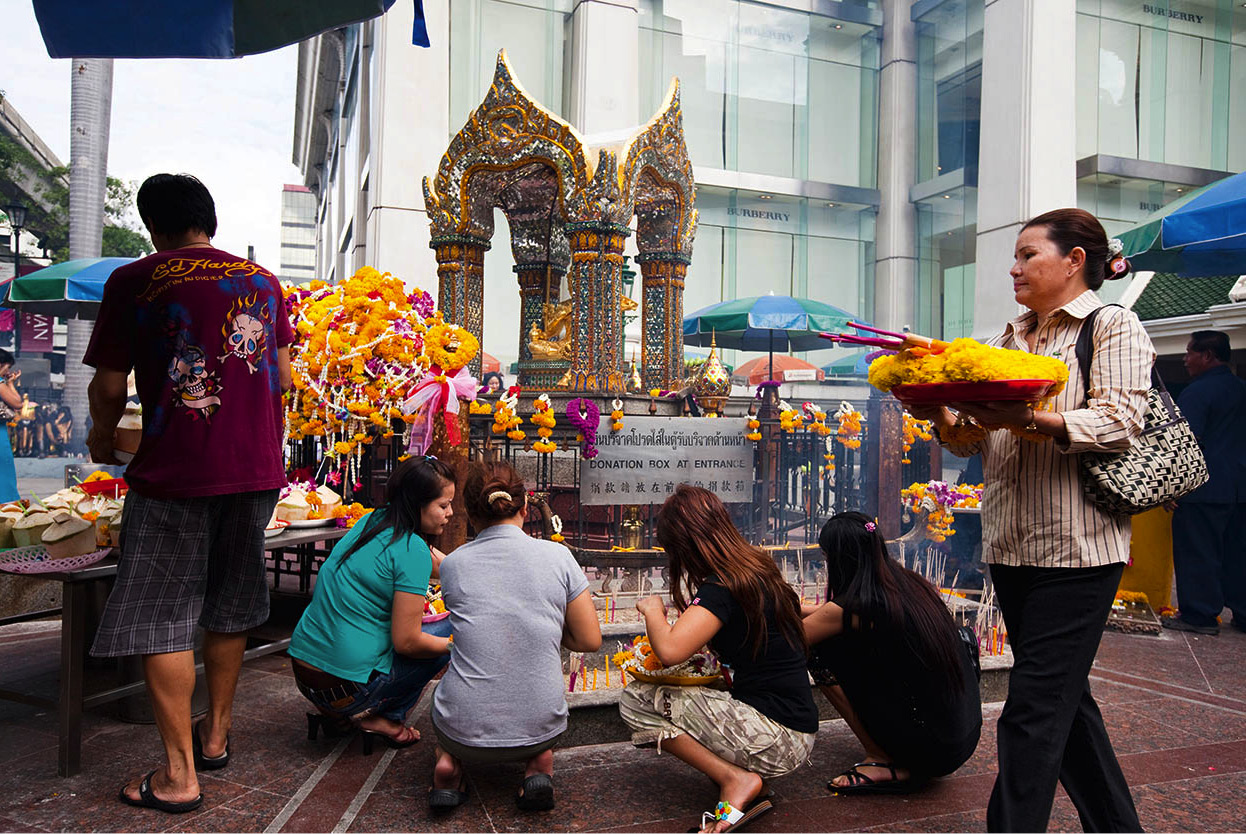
left=90, top=489, right=279, bottom=657
left=618, top=682, right=816, bottom=778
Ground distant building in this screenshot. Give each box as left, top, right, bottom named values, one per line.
left=279, top=184, right=317, bottom=284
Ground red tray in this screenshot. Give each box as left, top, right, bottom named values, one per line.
left=79, top=477, right=128, bottom=496
left=891, top=379, right=1057, bottom=405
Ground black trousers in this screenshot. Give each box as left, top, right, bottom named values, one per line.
left=987, top=563, right=1141, bottom=833
left=1171, top=502, right=1246, bottom=628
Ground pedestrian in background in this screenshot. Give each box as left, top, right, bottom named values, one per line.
left=1165, top=330, right=1246, bottom=636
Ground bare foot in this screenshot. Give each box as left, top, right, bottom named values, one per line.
left=829, top=761, right=909, bottom=789
left=120, top=767, right=200, bottom=805
left=704, top=770, right=763, bottom=833
left=358, top=715, right=420, bottom=743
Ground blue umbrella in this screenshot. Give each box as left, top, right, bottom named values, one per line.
left=1118, top=171, right=1246, bottom=276
left=33, top=0, right=428, bottom=58
left=683, top=294, right=862, bottom=381
left=2, top=257, right=135, bottom=318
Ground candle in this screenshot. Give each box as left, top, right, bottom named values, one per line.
left=605, top=656, right=610, bottom=687
left=620, top=669, right=627, bottom=686
left=593, top=669, right=599, bottom=690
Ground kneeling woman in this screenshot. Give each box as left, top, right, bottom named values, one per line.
left=429, top=461, right=601, bottom=812
left=620, top=486, right=818, bottom=834
left=804, top=512, right=981, bottom=794
left=288, top=457, right=455, bottom=747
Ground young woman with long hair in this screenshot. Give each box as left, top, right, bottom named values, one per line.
left=288, top=456, right=456, bottom=749
left=804, top=512, right=981, bottom=794
left=428, top=460, right=601, bottom=813
left=619, top=486, right=817, bottom=834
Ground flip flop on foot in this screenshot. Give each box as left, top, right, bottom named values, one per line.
left=192, top=720, right=230, bottom=770
left=515, top=773, right=554, bottom=811
left=118, top=770, right=203, bottom=814
left=428, top=776, right=469, bottom=811
left=827, top=761, right=920, bottom=795
left=361, top=724, right=421, bottom=750
left=693, top=798, right=773, bottom=833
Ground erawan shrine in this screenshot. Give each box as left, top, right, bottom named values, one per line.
left=2, top=34, right=1239, bottom=834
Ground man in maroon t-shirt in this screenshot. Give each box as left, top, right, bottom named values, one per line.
left=85, top=174, right=292, bottom=813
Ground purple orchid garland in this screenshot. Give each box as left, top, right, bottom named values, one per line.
left=566, top=398, right=600, bottom=459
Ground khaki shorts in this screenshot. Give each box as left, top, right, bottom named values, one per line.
left=618, top=682, right=815, bottom=778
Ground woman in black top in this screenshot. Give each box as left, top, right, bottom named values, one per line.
left=619, top=486, right=817, bottom=834
left=804, top=512, right=981, bottom=794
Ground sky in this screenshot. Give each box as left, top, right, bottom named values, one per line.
left=1, top=0, right=303, bottom=267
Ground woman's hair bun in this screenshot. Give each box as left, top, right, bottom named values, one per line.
left=464, top=461, right=526, bottom=526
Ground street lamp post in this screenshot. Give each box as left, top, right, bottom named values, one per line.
left=3, top=203, right=28, bottom=356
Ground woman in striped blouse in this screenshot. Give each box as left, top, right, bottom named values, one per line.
left=911, top=209, right=1150, bottom=833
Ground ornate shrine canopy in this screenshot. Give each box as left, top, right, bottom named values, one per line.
left=423, top=50, right=697, bottom=393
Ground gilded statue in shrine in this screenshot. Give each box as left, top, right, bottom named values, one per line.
left=422, top=50, right=697, bottom=392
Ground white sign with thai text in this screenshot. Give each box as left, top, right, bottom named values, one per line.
left=579, top=417, right=755, bottom=505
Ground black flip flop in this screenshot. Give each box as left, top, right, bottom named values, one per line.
left=192, top=720, right=230, bottom=771
left=516, top=773, right=554, bottom=811
left=827, top=761, right=921, bottom=795
left=118, top=769, right=204, bottom=814
left=428, top=776, right=470, bottom=811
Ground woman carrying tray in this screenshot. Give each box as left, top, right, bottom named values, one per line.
left=428, top=460, right=601, bottom=812
left=288, top=456, right=456, bottom=749
left=619, top=486, right=817, bottom=834
left=910, top=208, right=1149, bottom=832
left=803, top=512, right=981, bottom=795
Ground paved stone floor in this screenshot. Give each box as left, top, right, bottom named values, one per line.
left=0, top=621, right=1243, bottom=833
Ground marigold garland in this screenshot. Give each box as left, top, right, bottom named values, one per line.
left=901, top=413, right=935, bottom=464
left=835, top=402, right=863, bottom=449
left=900, top=480, right=983, bottom=542
left=284, top=266, right=434, bottom=486
left=424, top=315, right=480, bottom=372
left=804, top=402, right=832, bottom=436
left=492, top=387, right=525, bottom=441
left=531, top=394, right=558, bottom=453
left=778, top=401, right=804, bottom=433
left=610, top=398, right=625, bottom=432
left=745, top=415, right=762, bottom=443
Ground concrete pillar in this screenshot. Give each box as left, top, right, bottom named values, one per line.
left=973, top=0, right=1078, bottom=337
left=873, top=0, right=918, bottom=333
left=567, top=0, right=640, bottom=133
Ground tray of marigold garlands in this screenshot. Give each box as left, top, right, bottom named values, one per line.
left=822, top=323, right=1069, bottom=406
left=612, top=635, right=723, bottom=686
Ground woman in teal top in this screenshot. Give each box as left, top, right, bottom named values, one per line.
left=289, top=457, right=455, bottom=747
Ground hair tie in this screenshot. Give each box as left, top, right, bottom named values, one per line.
left=487, top=490, right=512, bottom=505
left=864, top=521, right=876, bottom=532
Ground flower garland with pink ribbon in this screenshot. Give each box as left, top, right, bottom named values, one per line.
left=566, top=398, right=601, bottom=459
left=401, top=364, right=478, bottom=455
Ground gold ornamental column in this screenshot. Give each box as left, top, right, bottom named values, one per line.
left=635, top=251, right=689, bottom=391
left=565, top=221, right=629, bottom=392
left=431, top=234, right=490, bottom=377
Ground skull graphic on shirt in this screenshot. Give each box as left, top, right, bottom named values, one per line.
left=220, top=293, right=271, bottom=373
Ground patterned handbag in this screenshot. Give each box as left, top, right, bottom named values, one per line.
left=1074, top=306, right=1208, bottom=515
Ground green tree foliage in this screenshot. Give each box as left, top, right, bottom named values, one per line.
left=0, top=132, right=151, bottom=263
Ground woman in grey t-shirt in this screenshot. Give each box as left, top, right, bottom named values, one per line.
left=429, top=461, right=601, bottom=812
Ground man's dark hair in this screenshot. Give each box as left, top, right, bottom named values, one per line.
left=1189, top=330, right=1230, bottom=362
left=136, top=174, right=217, bottom=238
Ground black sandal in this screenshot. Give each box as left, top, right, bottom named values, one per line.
left=429, top=776, right=469, bottom=811
left=827, top=761, right=921, bottom=795
left=516, top=773, right=555, bottom=811
left=192, top=720, right=229, bottom=771
left=118, top=769, right=204, bottom=814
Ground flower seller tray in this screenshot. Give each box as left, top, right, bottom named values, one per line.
left=891, top=379, right=1057, bottom=405
left=624, top=667, right=723, bottom=687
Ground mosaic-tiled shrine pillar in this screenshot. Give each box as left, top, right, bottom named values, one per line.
left=635, top=252, right=689, bottom=391
left=566, top=222, right=629, bottom=392
left=431, top=234, right=490, bottom=377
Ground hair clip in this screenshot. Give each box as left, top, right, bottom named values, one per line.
left=864, top=521, right=876, bottom=532
left=424, top=454, right=438, bottom=461
left=487, top=490, right=512, bottom=504
left=1107, top=238, right=1123, bottom=256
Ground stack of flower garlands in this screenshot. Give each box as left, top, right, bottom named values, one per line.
left=286, top=267, right=436, bottom=486
left=867, top=337, right=1069, bottom=394
left=901, top=480, right=983, bottom=542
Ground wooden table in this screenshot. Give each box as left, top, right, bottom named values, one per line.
left=0, top=526, right=346, bottom=777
